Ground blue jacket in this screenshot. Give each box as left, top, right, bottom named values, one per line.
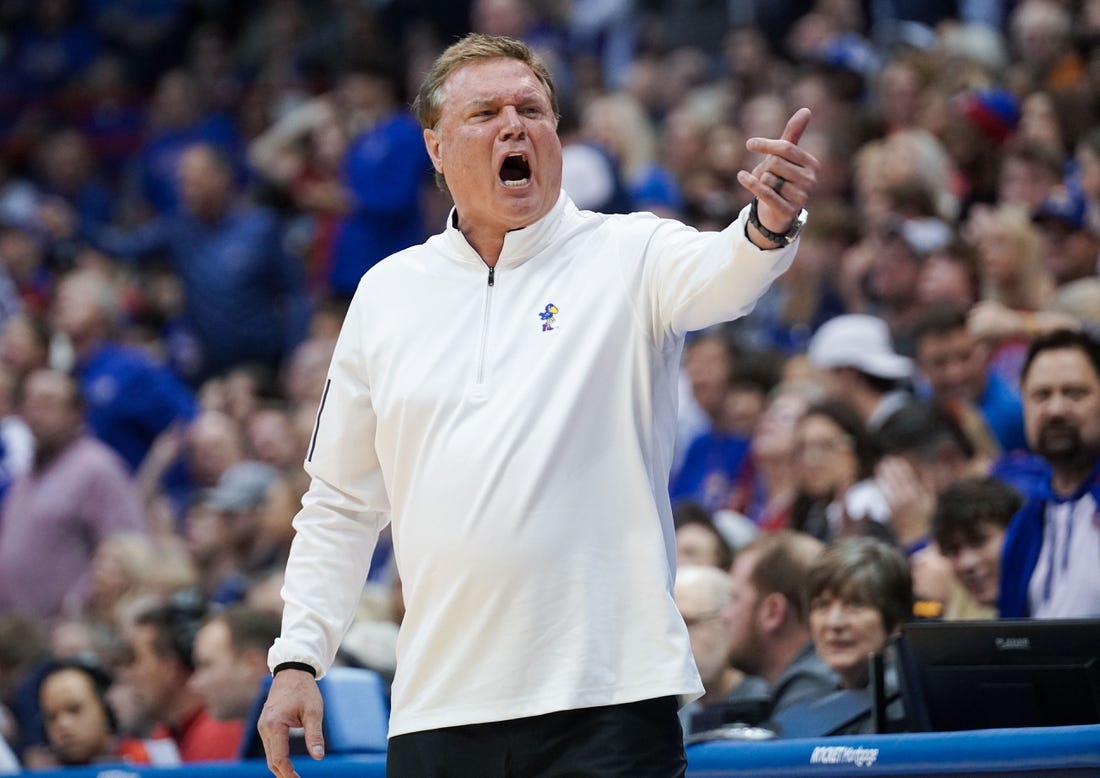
left=76, top=342, right=198, bottom=470
left=328, top=112, right=431, bottom=297
left=998, top=462, right=1100, bottom=617
left=669, top=430, right=751, bottom=512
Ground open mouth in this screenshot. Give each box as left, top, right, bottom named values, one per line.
left=499, top=153, right=531, bottom=187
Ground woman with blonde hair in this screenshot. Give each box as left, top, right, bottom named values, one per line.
left=970, top=203, right=1052, bottom=310
left=967, top=203, right=1055, bottom=387
left=81, top=532, right=198, bottom=628
left=582, top=91, right=683, bottom=216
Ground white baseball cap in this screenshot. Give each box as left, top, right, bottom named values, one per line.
left=808, top=314, right=914, bottom=380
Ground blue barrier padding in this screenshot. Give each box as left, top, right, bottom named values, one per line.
left=24, top=724, right=1100, bottom=777
left=25, top=754, right=388, bottom=778
left=686, top=724, right=1100, bottom=777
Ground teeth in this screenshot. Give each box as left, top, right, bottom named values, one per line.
left=503, top=178, right=529, bottom=187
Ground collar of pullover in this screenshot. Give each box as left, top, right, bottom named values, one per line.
left=443, top=190, right=570, bottom=270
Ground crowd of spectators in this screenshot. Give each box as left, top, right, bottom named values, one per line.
left=1, top=0, right=1100, bottom=768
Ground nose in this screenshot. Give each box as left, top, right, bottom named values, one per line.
left=823, top=600, right=849, bottom=628
left=1049, top=391, right=1074, bottom=414
left=499, top=106, right=525, bottom=140
left=1040, top=395, right=1070, bottom=422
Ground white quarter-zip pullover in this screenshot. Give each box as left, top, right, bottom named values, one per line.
left=270, top=192, right=801, bottom=736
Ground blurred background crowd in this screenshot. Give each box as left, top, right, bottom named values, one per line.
left=2, top=0, right=1100, bottom=769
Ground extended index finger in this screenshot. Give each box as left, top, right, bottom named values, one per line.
left=744, top=107, right=817, bottom=165
left=781, top=107, right=812, bottom=145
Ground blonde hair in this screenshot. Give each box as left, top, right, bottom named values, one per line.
left=978, top=204, right=1052, bottom=309
left=412, top=33, right=557, bottom=131
left=881, top=129, right=959, bottom=221
left=581, top=92, right=657, bottom=182
left=90, top=533, right=198, bottom=626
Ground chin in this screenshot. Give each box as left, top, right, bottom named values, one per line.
left=975, top=587, right=997, bottom=607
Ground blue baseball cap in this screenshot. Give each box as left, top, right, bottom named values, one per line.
left=1033, top=186, right=1087, bottom=231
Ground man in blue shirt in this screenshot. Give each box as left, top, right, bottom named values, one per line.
left=52, top=267, right=197, bottom=470
left=83, top=143, right=311, bottom=383
left=1000, top=329, right=1100, bottom=619
left=913, top=303, right=1027, bottom=455
left=326, top=55, right=433, bottom=299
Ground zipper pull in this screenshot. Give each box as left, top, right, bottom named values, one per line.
left=488, top=266, right=495, bottom=287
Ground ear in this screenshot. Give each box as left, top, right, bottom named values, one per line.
left=757, top=591, right=789, bottom=634
left=423, top=128, right=443, bottom=174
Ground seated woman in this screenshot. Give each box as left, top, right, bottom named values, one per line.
left=790, top=399, right=892, bottom=544
left=37, top=658, right=153, bottom=767
left=775, top=537, right=913, bottom=735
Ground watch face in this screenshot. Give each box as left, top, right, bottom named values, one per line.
left=785, top=211, right=807, bottom=244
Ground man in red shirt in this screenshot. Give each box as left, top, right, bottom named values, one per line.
left=122, top=593, right=243, bottom=762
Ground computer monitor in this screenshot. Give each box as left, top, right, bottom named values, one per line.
left=897, top=619, right=1100, bottom=732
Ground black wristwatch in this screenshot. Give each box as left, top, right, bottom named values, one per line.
left=747, top=197, right=806, bottom=247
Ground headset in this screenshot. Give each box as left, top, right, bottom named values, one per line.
left=165, top=588, right=209, bottom=671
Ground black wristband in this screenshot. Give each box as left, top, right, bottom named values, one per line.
left=273, top=661, right=317, bottom=677
left=747, top=196, right=805, bottom=247
left=748, top=197, right=785, bottom=246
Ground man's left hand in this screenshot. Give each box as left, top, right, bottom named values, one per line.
left=737, top=107, right=819, bottom=249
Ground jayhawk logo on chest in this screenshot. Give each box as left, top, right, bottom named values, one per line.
left=539, top=303, right=559, bottom=331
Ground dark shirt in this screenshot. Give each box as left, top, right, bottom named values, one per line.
left=12, top=19, right=99, bottom=97
left=768, top=640, right=840, bottom=718
left=683, top=675, right=771, bottom=734
left=90, top=204, right=311, bottom=380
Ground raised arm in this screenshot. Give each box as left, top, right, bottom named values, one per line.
left=737, top=107, right=818, bottom=250
left=637, top=108, right=820, bottom=341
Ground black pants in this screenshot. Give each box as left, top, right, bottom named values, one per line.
left=386, top=696, right=686, bottom=778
